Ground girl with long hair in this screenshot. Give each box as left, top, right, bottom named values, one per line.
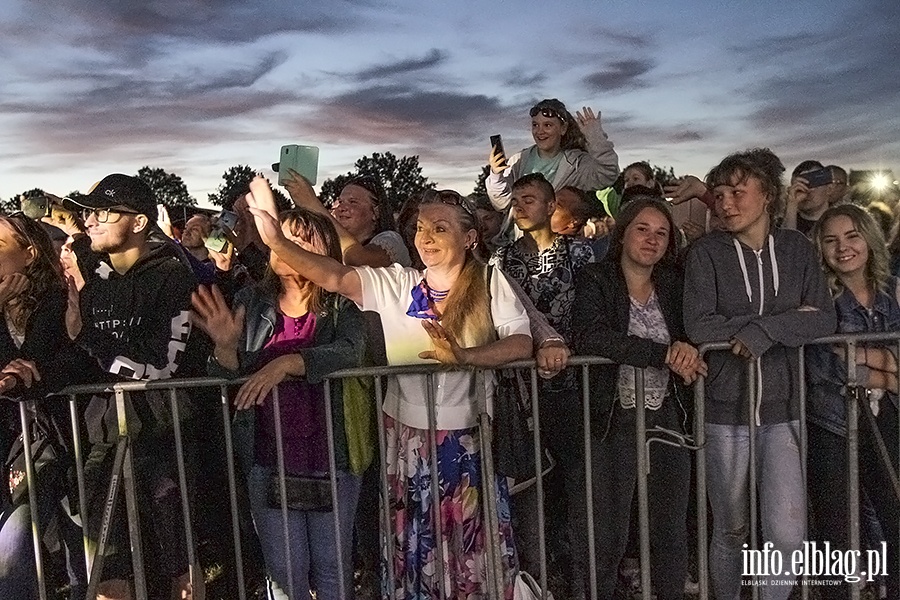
left=242, top=177, right=532, bottom=599
left=485, top=98, right=619, bottom=244
left=192, top=209, right=369, bottom=600
left=572, top=197, right=704, bottom=599
left=807, top=204, right=900, bottom=597
left=0, top=213, right=87, bottom=599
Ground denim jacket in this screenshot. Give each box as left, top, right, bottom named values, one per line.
left=805, top=277, right=900, bottom=437
left=209, top=284, right=368, bottom=473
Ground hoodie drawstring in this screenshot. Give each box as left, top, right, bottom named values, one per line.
left=732, top=235, right=780, bottom=426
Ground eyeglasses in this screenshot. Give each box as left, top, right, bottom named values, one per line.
left=81, top=207, right=142, bottom=223
left=420, top=189, right=478, bottom=220
left=529, top=106, right=567, bottom=122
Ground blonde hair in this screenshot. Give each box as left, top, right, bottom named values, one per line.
left=440, top=257, right=495, bottom=349
left=814, top=204, right=890, bottom=296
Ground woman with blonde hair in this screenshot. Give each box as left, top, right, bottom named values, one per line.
left=243, top=177, right=532, bottom=598
left=806, top=204, right=900, bottom=597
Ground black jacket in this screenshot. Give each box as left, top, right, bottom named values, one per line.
left=75, top=240, right=198, bottom=444
left=571, top=258, right=691, bottom=437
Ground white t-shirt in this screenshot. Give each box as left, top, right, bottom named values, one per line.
left=368, top=231, right=412, bottom=267
left=355, top=264, right=531, bottom=430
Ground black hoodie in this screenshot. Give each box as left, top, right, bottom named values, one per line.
left=75, top=239, right=198, bottom=444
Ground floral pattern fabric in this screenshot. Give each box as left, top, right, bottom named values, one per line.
left=382, top=415, right=517, bottom=599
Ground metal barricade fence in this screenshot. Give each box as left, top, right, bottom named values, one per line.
left=10, top=333, right=900, bottom=599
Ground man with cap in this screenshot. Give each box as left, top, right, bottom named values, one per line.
left=66, top=174, right=201, bottom=599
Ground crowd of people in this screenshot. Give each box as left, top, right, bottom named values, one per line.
left=0, top=97, right=898, bottom=600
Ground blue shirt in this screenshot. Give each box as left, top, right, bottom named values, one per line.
left=805, top=277, right=900, bottom=436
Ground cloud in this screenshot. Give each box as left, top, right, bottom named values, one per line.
left=584, top=59, right=654, bottom=92
left=734, top=0, right=900, bottom=164
left=354, top=49, right=448, bottom=81
left=502, top=69, right=547, bottom=89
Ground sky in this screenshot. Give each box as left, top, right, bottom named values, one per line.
left=1, top=0, right=898, bottom=206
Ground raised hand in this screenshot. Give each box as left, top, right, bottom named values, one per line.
left=190, top=285, right=245, bottom=351
left=489, top=145, right=508, bottom=174
left=246, top=176, right=287, bottom=249
left=282, top=169, right=321, bottom=210
left=663, top=176, right=708, bottom=206
left=65, top=275, right=83, bottom=340
left=575, top=106, right=599, bottom=127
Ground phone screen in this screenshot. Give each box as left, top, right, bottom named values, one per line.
left=490, top=134, right=505, bottom=159
left=277, top=144, right=319, bottom=187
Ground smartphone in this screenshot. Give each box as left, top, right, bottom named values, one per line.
left=216, top=209, right=238, bottom=234
left=490, top=134, right=505, bottom=160
left=20, top=195, right=52, bottom=220
left=204, top=209, right=238, bottom=253
left=276, top=144, right=319, bottom=187
left=801, top=167, right=833, bottom=188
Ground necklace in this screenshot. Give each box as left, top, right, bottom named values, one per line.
left=429, top=287, right=450, bottom=302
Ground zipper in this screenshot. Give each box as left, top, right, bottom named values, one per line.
left=753, top=249, right=765, bottom=426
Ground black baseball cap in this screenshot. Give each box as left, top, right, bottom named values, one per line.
left=69, top=174, right=158, bottom=221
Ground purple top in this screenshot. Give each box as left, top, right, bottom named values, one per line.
left=253, top=312, right=329, bottom=475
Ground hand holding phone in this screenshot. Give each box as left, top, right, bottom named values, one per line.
left=275, top=144, right=319, bottom=187
left=489, top=134, right=508, bottom=174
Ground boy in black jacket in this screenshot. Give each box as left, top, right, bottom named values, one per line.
left=67, top=174, right=200, bottom=600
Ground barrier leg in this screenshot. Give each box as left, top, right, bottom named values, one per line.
left=85, top=436, right=128, bottom=600
left=219, top=384, right=247, bottom=599
left=19, top=401, right=48, bottom=600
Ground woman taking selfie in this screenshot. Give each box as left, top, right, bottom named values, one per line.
left=572, top=197, right=703, bottom=600
left=244, top=176, right=531, bottom=599
left=192, top=209, right=368, bottom=600
left=806, top=204, right=900, bottom=597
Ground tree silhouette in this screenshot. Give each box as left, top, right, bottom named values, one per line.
left=319, top=152, right=435, bottom=214
left=208, top=165, right=290, bottom=211
left=137, top=167, right=196, bottom=207
left=472, top=165, right=491, bottom=198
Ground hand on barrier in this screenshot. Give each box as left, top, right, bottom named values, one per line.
left=418, top=320, right=468, bottom=365
left=234, top=354, right=305, bottom=410
left=535, top=339, right=570, bottom=379
left=729, top=338, right=754, bottom=359
left=0, top=359, right=40, bottom=391
left=666, top=341, right=707, bottom=384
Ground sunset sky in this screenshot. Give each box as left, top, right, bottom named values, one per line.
left=1, top=0, right=897, bottom=205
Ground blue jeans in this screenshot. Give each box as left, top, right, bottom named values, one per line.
left=247, top=464, right=361, bottom=600
left=705, top=421, right=806, bottom=600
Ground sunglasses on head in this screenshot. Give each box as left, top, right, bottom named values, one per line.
left=529, top=106, right=567, bottom=122
left=421, top=189, right=478, bottom=220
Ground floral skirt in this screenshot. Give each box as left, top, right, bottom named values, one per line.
left=382, top=415, right=518, bottom=599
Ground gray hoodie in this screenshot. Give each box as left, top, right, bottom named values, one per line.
left=683, top=228, right=836, bottom=425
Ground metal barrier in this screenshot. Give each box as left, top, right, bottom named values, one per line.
left=9, top=332, right=900, bottom=599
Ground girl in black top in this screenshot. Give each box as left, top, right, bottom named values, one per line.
left=572, top=197, right=705, bottom=600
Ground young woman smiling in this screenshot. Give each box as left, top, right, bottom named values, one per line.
left=486, top=98, right=619, bottom=244
left=572, top=197, right=704, bottom=600
left=806, top=204, right=900, bottom=598
left=243, top=177, right=532, bottom=599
